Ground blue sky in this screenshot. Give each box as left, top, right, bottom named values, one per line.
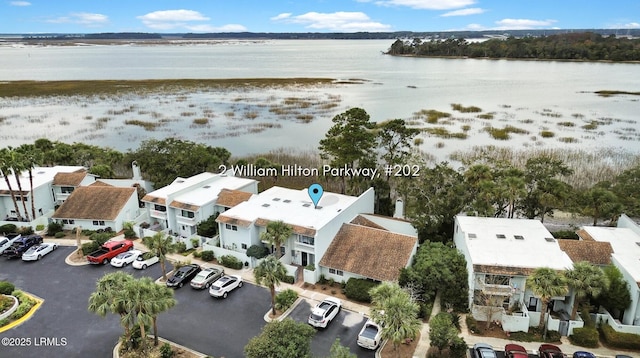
left=2, top=0, right=639, bottom=33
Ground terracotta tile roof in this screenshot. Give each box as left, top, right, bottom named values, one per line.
left=142, top=194, right=166, bottom=205
left=52, top=170, right=87, bottom=186
left=169, top=200, right=201, bottom=211
left=254, top=218, right=317, bottom=237
left=216, top=215, right=253, bottom=227
left=216, top=188, right=253, bottom=208
left=53, top=186, right=136, bottom=221
left=350, top=215, right=388, bottom=231
left=576, top=229, right=595, bottom=241
left=319, top=223, right=417, bottom=282
left=557, top=239, right=613, bottom=265
left=473, top=264, right=537, bottom=276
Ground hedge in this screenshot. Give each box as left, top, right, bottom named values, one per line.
left=282, top=275, right=295, bottom=284
left=344, top=278, right=379, bottom=303
left=0, top=281, right=16, bottom=295
left=275, top=289, right=298, bottom=311
left=219, top=255, right=243, bottom=270
left=569, top=326, right=599, bottom=348
left=200, top=250, right=215, bottom=262
left=599, top=324, right=640, bottom=350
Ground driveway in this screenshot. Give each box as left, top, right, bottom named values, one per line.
left=287, top=298, right=376, bottom=358
left=0, top=246, right=271, bottom=358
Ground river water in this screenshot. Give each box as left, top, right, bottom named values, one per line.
left=0, top=39, right=638, bottom=158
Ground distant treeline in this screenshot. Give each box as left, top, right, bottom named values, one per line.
left=15, top=29, right=640, bottom=41
left=386, top=32, right=640, bottom=62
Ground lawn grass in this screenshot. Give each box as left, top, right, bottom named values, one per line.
left=0, top=78, right=336, bottom=98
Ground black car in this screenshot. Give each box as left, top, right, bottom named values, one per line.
left=2, top=235, right=43, bottom=259
left=166, top=264, right=201, bottom=288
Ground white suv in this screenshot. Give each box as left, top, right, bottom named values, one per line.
left=308, top=297, right=342, bottom=328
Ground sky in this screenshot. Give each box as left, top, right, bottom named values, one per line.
left=1, top=0, right=639, bottom=34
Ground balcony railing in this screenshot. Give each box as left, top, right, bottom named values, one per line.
left=150, top=210, right=167, bottom=219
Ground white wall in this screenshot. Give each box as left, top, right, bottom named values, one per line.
left=453, top=217, right=475, bottom=307
left=611, top=255, right=640, bottom=325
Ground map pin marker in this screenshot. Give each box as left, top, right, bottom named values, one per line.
left=308, top=183, right=324, bottom=208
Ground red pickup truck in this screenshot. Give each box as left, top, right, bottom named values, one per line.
left=87, top=240, right=134, bottom=265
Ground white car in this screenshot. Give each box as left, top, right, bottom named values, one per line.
left=132, top=252, right=160, bottom=270
left=308, top=297, right=342, bottom=328
left=0, top=234, right=21, bottom=254
left=209, top=275, right=243, bottom=298
left=110, top=249, right=142, bottom=267
left=21, top=242, right=57, bottom=261
left=357, top=317, right=383, bottom=350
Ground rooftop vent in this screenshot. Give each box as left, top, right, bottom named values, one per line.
left=283, top=199, right=291, bottom=203
left=176, top=180, right=185, bottom=183
left=468, top=233, right=477, bottom=239
left=273, top=198, right=281, bottom=201
left=261, top=203, right=270, bottom=207
left=514, top=235, right=524, bottom=240
left=496, top=234, right=506, bottom=239
left=302, top=203, right=311, bottom=207
left=545, top=237, right=556, bottom=242
left=635, top=242, right=640, bottom=247
left=203, top=185, right=211, bottom=189
left=37, top=171, right=45, bottom=174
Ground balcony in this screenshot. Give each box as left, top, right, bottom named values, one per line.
left=150, top=210, right=167, bottom=220
left=176, top=215, right=196, bottom=225
left=294, top=241, right=315, bottom=252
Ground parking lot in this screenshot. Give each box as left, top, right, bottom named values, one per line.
left=1, top=246, right=377, bottom=358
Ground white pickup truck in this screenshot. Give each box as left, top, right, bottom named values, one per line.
left=357, top=317, right=383, bottom=350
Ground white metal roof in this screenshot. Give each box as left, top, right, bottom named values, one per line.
left=583, top=225, right=640, bottom=283
left=456, top=216, right=573, bottom=271
left=145, top=172, right=255, bottom=206
left=0, top=166, right=86, bottom=192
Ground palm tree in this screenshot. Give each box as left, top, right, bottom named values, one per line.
left=143, top=278, right=177, bottom=346
left=260, top=220, right=293, bottom=259
left=143, top=232, right=177, bottom=280
left=564, top=261, right=607, bottom=320
left=0, top=148, right=23, bottom=220
left=88, top=272, right=136, bottom=339
left=254, top=255, right=288, bottom=316
left=7, top=147, right=31, bottom=221
left=17, top=144, right=42, bottom=220
left=369, top=282, right=421, bottom=358
left=526, top=267, right=568, bottom=339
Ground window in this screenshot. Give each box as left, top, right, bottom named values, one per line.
left=329, top=268, right=336, bottom=274
left=92, top=220, right=105, bottom=226
left=336, top=270, right=343, bottom=276
left=241, top=243, right=247, bottom=250
left=154, top=205, right=167, bottom=212
left=298, top=235, right=314, bottom=245
left=225, top=224, right=238, bottom=231
left=485, top=275, right=510, bottom=286
left=62, top=219, right=75, bottom=225
left=61, top=186, right=74, bottom=194
left=181, top=210, right=194, bottom=218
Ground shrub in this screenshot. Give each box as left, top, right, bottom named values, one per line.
left=0, top=224, right=17, bottom=235
left=600, top=324, right=640, bottom=350
left=175, top=242, right=187, bottom=253
left=90, top=232, right=112, bottom=245
left=82, top=241, right=100, bottom=255
left=193, top=251, right=202, bottom=258
left=123, top=228, right=137, bottom=239
left=190, top=238, right=199, bottom=249
left=275, top=289, right=298, bottom=311
left=304, top=264, right=315, bottom=271
left=0, top=281, right=16, bottom=295
left=466, top=315, right=478, bottom=334
left=344, top=278, right=379, bottom=303
left=35, top=224, right=45, bottom=231
left=569, top=327, right=599, bottom=348
left=246, top=244, right=269, bottom=259
left=0, top=318, right=9, bottom=327
left=54, top=231, right=66, bottom=238
left=46, top=222, right=63, bottom=236
left=19, top=226, right=34, bottom=235
left=160, top=343, right=174, bottom=358
left=201, top=250, right=215, bottom=262
left=219, top=255, right=243, bottom=269
left=0, top=295, right=14, bottom=311
left=282, top=275, right=295, bottom=284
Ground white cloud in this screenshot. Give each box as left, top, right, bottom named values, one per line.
left=440, top=7, right=485, bottom=17
left=494, top=18, right=557, bottom=29
left=46, top=13, right=109, bottom=27
left=270, top=13, right=292, bottom=21
left=137, top=9, right=210, bottom=30
left=271, top=11, right=391, bottom=32
left=10, top=1, right=31, bottom=6
left=375, top=0, right=476, bottom=10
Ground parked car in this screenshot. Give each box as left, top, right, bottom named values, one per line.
left=209, top=275, right=243, bottom=298
left=505, top=343, right=528, bottom=358
left=3, top=235, right=43, bottom=259
left=573, top=352, right=596, bottom=358
left=0, top=233, right=21, bottom=254
left=615, top=355, right=634, bottom=358
left=472, top=343, right=497, bottom=358
left=110, top=249, right=142, bottom=268
left=308, top=297, right=342, bottom=328
left=190, top=267, right=225, bottom=289
left=166, top=264, right=201, bottom=288
left=538, top=344, right=567, bottom=358
left=86, top=240, right=134, bottom=265
left=132, top=251, right=159, bottom=270
left=357, top=316, right=383, bottom=350
left=21, top=242, right=58, bottom=261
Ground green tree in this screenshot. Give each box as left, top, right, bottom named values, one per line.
left=564, top=261, right=607, bottom=320
left=376, top=119, right=419, bottom=177
left=244, top=318, right=316, bottom=358
left=521, top=155, right=573, bottom=220
left=429, top=312, right=459, bottom=351
left=327, top=338, right=357, bottom=358
left=88, top=272, right=137, bottom=340
left=318, top=107, right=377, bottom=193
left=16, top=144, right=43, bottom=220
left=4, top=147, right=31, bottom=221
left=612, top=165, right=640, bottom=217
left=369, top=282, right=422, bottom=357
left=254, top=255, right=288, bottom=316
left=526, top=267, right=568, bottom=338
left=594, top=264, right=631, bottom=320
left=260, top=220, right=293, bottom=259
left=578, top=186, right=621, bottom=225
left=143, top=232, right=177, bottom=280
left=196, top=213, right=219, bottom=237
left=89, top=163, right=115, bottom=178
left=135, top=277, right=177, bottom=346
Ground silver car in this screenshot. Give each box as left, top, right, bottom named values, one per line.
left=190, top=267, right=224, bottom=289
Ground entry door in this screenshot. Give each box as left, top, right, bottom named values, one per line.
left=301, top=252, right=308, bottom=266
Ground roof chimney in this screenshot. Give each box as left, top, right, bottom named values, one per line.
left=393, top=199, right=404, bottom=219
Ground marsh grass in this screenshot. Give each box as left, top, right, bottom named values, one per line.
left=540, top=130, right=555, bottom=138
left=192, top=118, right=209, bottom=125
left=124, top=119, right=162, bottom=131
left=595, top=90, right=640, bottom=97
left=477, top=113, right=495, bottom=120
left=557, top=121, right=575, bottom=127
left=558, top=137, right=578, bottom=143
left=423, top=127, right=468, bottom=139
left=413, top=109, right=451, bottom=123
left=581, top=121, right=599, bottom=130
left=451, top=103, right=482, bottom=113
left=0, top=78, right=337, bottom=98
left=484, top=125, right=529, bottom=140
